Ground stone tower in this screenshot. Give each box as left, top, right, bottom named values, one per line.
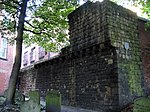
left=68, top=0, right=144, bottom=110
left=19, top=0, right=146, bottom=111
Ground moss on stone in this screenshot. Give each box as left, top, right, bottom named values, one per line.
left=46, top=90, right=61, bottom=112
left=28, top=90, right=40, bottom=104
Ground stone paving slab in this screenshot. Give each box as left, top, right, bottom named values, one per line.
left=41, top=105, right=101, bottom=112
left=41, top=100, right=101, bottom=112
left=61, top=105, right=100, bottom=112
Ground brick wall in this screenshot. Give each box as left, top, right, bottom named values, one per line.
left=19, top=1, right=149, bottom=111
left=0, top=9, right=14, bottom=95
left=0, top=41, right=14, bottom=95
left=138, top=18, right=150, bottom=95
left=19, top=67, right=37, bottom=95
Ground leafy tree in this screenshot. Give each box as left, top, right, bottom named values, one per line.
left=24, top=0, right=79, bottom=51
left=0, top=0, right=28, bottom=105
left=0, top=0, right=78, bottom=105
left=132, top=0, right=150, bottom=27
left=130, top=0, right=150, bottom=19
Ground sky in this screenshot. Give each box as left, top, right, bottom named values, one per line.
left=79, top=0, right=148, bottom=18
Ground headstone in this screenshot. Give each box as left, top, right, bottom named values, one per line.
left=28, top=90, right=40, bottom=104
left=20, top=100, right=41, bottom=112
left=20, top=90, right=41, bottom=112
left=46, top=90, right=61, bottom=112
left=133, top=97, right=150, bottom=112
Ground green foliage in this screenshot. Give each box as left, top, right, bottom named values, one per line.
left=1, top=0, right=79, bottom=52
left=1, top=0, right=149, bottom=51
left=0, top=0, right=18, bottom=31
left=132, top=0, right=150, bottom=17
left=23, top=0, right=79, bottom=52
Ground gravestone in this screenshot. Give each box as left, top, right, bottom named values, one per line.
left=20, top=100, right=41, bottom=112
left=28, top=90, right=40, bottom=104
left=46, top=90, right=61, bottom=112
left=133, top=97, right=150, bottom=112
left=20, top=90, right=41, bottom=112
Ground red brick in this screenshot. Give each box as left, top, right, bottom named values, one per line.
left=138, top=19, right=150, bottom=94
left=0, top=43, right=14, bottom=95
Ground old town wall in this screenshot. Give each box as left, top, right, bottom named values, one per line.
left=19, top=1, right=149, bottom=111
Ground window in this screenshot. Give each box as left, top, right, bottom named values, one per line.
left=30, top=47, right=35, bottom=63
left=23, top=51, right=28, bottom=66
left=0, top=37, right=8, bottom=59
left=38, top=46, right=45, bottom=59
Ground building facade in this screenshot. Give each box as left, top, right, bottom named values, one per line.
left=0, top=9, right=14, bottom=95
left=21, top=44, right=59, bottom=69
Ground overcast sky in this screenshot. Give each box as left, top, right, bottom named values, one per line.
left=79, top=0, right=148, bottom=18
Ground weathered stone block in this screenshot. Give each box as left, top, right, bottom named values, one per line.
left=28, top=90, right=40, bottom=104
left=20, top=100, right=41, bottom=112
left=46, top=90, right=61, bottom=112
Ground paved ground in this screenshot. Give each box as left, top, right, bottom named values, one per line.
left=41, top=105, right=99, bottom=112
left=40, top=100, right=99, bottom=112
left=61, top=105, right=99, bottom=112
left=40, top=99, right=101, bottom=112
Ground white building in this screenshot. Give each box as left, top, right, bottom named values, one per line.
left=21, top=44, right=59, bottom=68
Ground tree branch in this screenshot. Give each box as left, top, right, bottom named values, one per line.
left=24, top=28, right=42, bottom=34
left=24, top=20, right=39, bottom=29
left=24, top=20, right=46, bottom=32
left=24, top=28, right=53, bottom=39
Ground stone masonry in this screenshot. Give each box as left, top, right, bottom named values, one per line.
left=19, top=1, right=149, bottom=112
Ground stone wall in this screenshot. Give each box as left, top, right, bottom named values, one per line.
left=19, top=67, right=37, bottom=95
left=19, top=0, right=149, bottom=111
left=68, top=1, right=109, bottom=51
left=20, top=45, right=118, bottom=111
left=104, top=1, right=144, bottom=107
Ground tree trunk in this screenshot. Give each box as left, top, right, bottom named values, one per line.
left=5, top=0, right=28, bottom=105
